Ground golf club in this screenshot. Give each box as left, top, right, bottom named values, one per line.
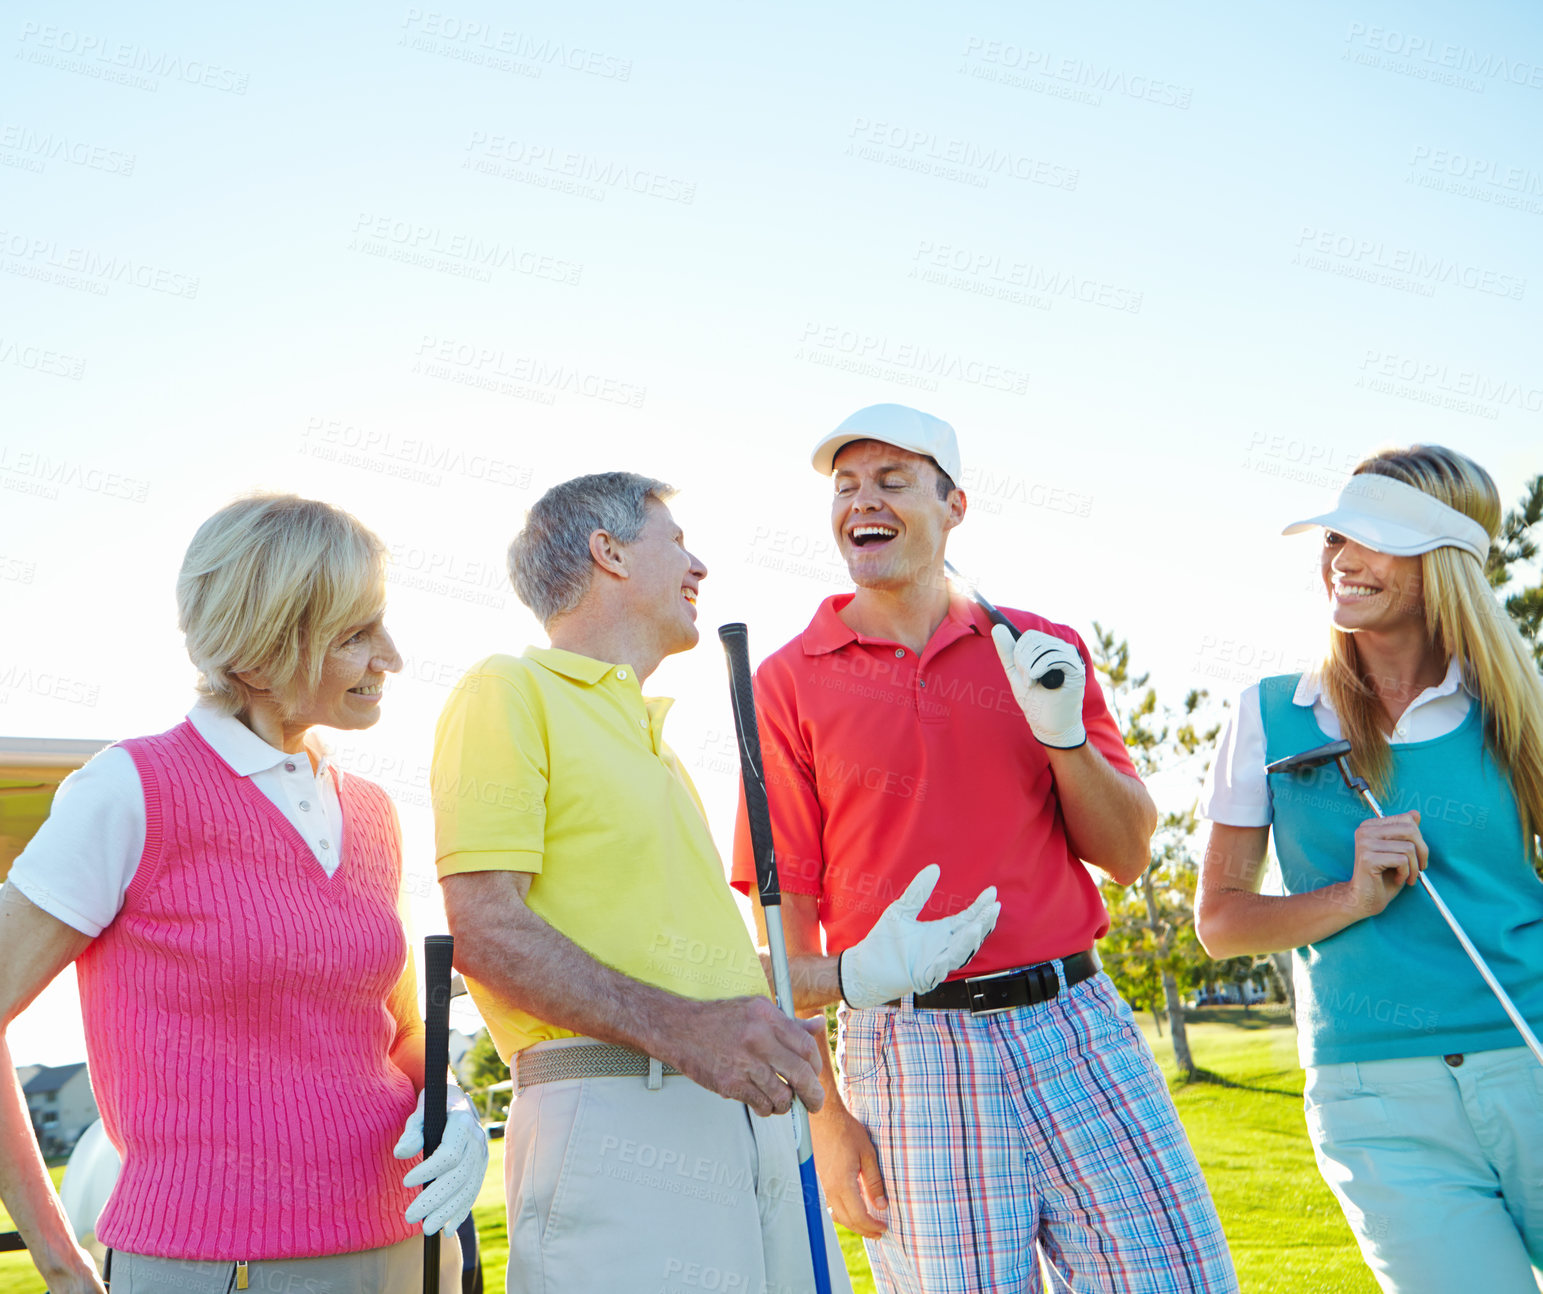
left=422, top=933, right=455, bottom=1294
left=943, top=560, right=1064, bottom=689
left=719, top=623, right=834, bottom=1294
left=1266, top=739, right=1543, bottom=1066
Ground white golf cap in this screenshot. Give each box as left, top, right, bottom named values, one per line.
left=810, top=403, right=961, bottom=483
left=1283, top=473, right=1490, bottom=561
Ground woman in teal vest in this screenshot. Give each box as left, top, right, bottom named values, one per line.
left=1196, top=445, right=1543, bottom=1294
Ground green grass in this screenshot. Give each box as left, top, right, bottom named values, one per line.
left=0, top=1016, right=1376, bottom=1293
left=1141, top=1011, right=1375, bottom=1294
left=0, top=1165, right=62, bottom=1294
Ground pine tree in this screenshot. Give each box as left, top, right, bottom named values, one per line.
left=1090, top=625, right=1226, bottom=1081
left=1486, top=474, right=1543, bottom=669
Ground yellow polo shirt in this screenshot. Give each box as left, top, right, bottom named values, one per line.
left=432, top=646, right=768, bottom=1060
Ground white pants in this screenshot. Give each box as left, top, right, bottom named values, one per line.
left=502, top=1044, right=850, bottom=1294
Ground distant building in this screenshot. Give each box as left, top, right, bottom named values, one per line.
left=23, top=1062, right=98, bottom=1157
left=449, top=1028, right=477, bottom=1086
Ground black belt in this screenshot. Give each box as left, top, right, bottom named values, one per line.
left=900, top=949, right=1101, bottom=1014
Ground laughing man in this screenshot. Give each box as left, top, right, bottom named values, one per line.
left=732, top=408, right=1239, bottom=1293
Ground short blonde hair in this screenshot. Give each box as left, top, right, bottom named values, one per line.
left=177, top=494, right=388, bottom=717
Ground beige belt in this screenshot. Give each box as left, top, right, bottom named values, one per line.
left=513, top=1041, right=682, bottom=1091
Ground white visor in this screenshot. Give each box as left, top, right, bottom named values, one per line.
left=1282, top=474, right=1490, bottom=561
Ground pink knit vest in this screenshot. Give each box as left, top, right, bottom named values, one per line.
left=75, top=722, right=419, bottom=1260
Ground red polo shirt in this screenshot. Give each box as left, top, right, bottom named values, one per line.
left=730, top=593, right=1139, bottom=976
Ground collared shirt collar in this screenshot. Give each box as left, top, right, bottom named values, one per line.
left=526, top=645, right=617, bottom=686
left=1293, top=655, right=1470, bottom=709
left=187, top=700, right=331, bottom=779
left=526, top=645, right=673, bottom=722
left=800, top=592, right=985, bottom=657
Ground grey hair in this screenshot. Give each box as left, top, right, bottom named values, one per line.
left=509, top=472, right=676, bottom=625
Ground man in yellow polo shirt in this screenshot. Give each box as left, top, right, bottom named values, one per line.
left=435, top=472, right=994, bottom=1290
left=432, top=472, right=845, bottom=1293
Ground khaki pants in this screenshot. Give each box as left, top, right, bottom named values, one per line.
left=503, top=1045, right=850, bottom=1294
left=110, top=1233, right=461, bottom=1293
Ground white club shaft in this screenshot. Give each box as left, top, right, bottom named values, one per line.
left=1354, top=782, right=1543, bottom=1067
left=763, top=905, right=816, bottom=1158
left=1417, top=871, right=1543, bottom=1067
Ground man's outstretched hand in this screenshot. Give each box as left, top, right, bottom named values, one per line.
left=839, top=864, right=1000, bottom=1008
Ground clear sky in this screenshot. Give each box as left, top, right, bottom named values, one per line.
left=3, top=0, right=1540, bottom=1063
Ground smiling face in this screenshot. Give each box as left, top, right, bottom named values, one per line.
left=830, top=440, right=963, bottom=591
left=621, top=499, right=707, bottom=656
left=1321, top=531, right=1426, bottom=637
left=280, top=611, right=403, bottom=734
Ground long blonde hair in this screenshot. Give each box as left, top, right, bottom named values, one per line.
left=1321, top=445, right=1543, bottom=861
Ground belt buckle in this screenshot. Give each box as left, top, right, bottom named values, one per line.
left=965, top=967, right=1022, bottom=1015
left=965, top=963, right=1061, bottom=1014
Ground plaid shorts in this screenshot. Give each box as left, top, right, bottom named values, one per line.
left=839, top=969, right=1238, bottom=1294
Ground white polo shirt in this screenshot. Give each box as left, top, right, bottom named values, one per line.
left=1200, top=658, right=1473, bottom=827
left=8, top=703, right=345, bottom=937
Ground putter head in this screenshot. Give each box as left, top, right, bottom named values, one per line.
left=1264, top=739, right=1352, bottom=776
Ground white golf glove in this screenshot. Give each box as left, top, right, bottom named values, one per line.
left=991, top=624, right=1087, bottom=749
left=839, top=864, right=1001, bottom=1008
left=396, top=1082, right=489, bottom=1236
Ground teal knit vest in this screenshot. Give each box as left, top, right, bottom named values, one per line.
left=1260, top=674, right=1543, bottom=1066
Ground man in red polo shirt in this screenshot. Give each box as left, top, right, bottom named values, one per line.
left=732, top=405, right=1237, bottom=1293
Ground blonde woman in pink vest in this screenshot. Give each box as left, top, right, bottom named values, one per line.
left=0, top=494, right=488, bottom=1294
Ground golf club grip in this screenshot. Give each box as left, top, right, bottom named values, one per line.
left=719, top=624, right=781, bottom=907
left=422, top=934, right=454, bottom=1294
left=978, top=598, right=1064, bottom=689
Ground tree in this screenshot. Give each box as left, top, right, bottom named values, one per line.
left=1486, top=474, right=1543, bottom=668
left=463, top=1029, right=512, bottom=1122
left=1090, top=625, right=1229, bottom=1081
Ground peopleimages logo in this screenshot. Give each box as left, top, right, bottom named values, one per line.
left=399, top=9, right=632, bottom=80
left=1406, top=146, right=1543, bottom=216
left=0, top=447, right=150, bottom=502
left=0, top=230, right=200, bottom=299
left=0, top=337, right=86, bottom=381
left=911, top=241, right=1143, bottom=315
left=1344, top=21, right=1543, bottom=90
left=463, top=132, right=696, bottom=204
left=846, top=117, right=1079, bottom=191
left=1292, top=227, right=1526, bottom=300
left=960, top=36, right=1194, bottom=109
left=0, top=123, right=136, bottom=176
left=348, top=214, right=583, bottom=286
left=412, top=336, right=647, bottom=408
left=16, top=22, right=251, bottom=94
left=797, top=322, right=1030, bottom=396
